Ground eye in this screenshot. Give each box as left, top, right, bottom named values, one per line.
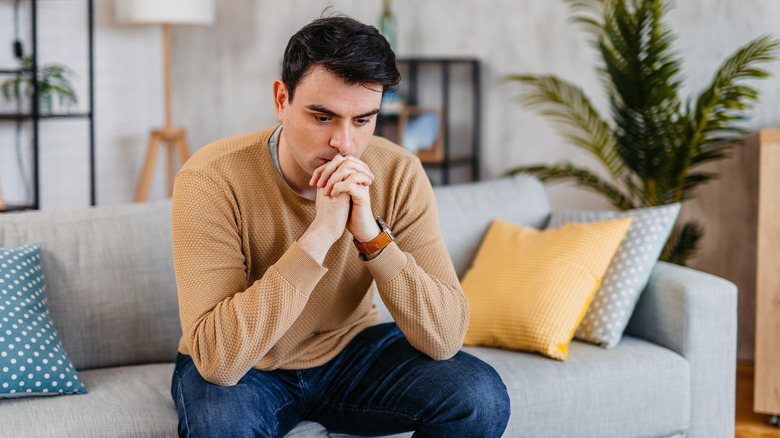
left=354, top=118, right=370, bottom=126
left=314, top=115, right=331, bottom=123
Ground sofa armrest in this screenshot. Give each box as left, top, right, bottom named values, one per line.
left=625, top=261, right=737, bottom=438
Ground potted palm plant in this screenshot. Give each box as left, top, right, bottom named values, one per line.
left=0, top=56, right=77, bottom=115
left=505, top=0, right=779, bottom=265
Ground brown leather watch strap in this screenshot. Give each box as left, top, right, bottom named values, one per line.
left=353, top=231, right=393, bottom=256
left=354, top=216, right=394, bottom=259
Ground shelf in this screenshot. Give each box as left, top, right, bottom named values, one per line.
left=421, top=157, right=475, bottom=166
left=0, top=112, right=91, bottom=120
left=375, top=58, right=481, bottom=185
left=0, top=68, right=33, bottom=75
left=0, top=204, right=34, bottom=213
left=0, top=0, right=95, bottom=213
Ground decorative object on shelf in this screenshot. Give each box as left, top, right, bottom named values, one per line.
left=378, top=0, right=397, bottom=51
left=0, top=56, right=78, bottom=115
left=399, top=106, right=444, bottom=162
left=116, top=0, right=215, bottom=202
left=379, top=88, right=403, bottom=115
left=504, top=0, right=779, bottom=265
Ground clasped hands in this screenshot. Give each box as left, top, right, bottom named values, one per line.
left=298, top=154, right=381, bottom=264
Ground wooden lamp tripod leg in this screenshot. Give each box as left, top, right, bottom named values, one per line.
left=135, top=131, right=163, bottom=202
left=166, top=130, right=190, bottom=197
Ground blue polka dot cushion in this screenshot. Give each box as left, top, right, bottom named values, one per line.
left=0, top=243, right=86, bottom=397
left=547, top=204, right=680, bottom=349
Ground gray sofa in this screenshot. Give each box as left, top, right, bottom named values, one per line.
left=0, top=174, right=736, bottom=437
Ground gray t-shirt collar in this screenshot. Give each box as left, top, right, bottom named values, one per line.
left=268, top=124, right=285, bottom=180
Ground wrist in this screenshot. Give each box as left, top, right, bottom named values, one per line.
left=297, top=229, right=332, bottom=265
left=353, top=216, right=395, bottom=261
left=353, top=222, right=382, bottom=243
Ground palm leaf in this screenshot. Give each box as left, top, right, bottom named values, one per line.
left=663, top=220, right=703, bottom=265
left=505, top=75, right=625, bottom=179
left=506, top=163, right=635, bottom=210
left=603, top=0, right=684, bottom=197
left=675, top=35, right=780, bottom=201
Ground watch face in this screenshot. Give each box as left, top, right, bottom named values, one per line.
left=377, top=216, right=395, bottom=240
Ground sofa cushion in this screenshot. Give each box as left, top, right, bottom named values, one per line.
left=433, top=174, right=550, bottom=278
left=461, top=217, right=632, bottom=360
left=548, top=204, right=680, bottom=348
left=468, top=336, right=690, bottom=438
left=0, top=243, right=86, bottom=398
left=0, top=363, right=177, bottom=437
left=0, top=200, right=180, bottom=370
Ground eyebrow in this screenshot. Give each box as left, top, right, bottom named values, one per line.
left=306, top=104, right=380, bottom=119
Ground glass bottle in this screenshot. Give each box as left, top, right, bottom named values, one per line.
left=378, top=0, right=397, bottom=51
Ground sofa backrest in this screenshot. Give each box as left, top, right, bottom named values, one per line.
left=0, top=174, right=551, bottom=369
left=433, top=173, right=550, bottom=278
left=0, top=200, right=180, bottom=370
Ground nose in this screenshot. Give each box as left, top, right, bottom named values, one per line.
left=329, top=121, right=355, bottom=155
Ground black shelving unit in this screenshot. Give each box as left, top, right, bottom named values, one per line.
left=0, top=0, right=95, bottom=212
left=378, top=57, right=481, bottom=185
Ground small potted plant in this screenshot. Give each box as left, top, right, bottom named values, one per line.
left=1, top=56, right=78, bottom=115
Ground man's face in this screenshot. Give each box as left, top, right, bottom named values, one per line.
left=274, top=65, right=383, bottom=181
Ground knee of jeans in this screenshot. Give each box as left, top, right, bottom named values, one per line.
left=182, top=405, right=275, bottom=438
left=458, top=362, right=511, bottom=428
left=175, top=384, right=295, bottom=438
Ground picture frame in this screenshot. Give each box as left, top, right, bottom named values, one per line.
left=398, top=106, right=444, bottom=162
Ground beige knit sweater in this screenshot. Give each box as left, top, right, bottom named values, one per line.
left=171, top=126, right=469, bottom=386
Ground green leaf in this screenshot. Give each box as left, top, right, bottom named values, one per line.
left=663, top=220, right=703, bottom=265
left=505, top=74, right=625, bottom=180
left=505, top=163, right=635, bottom=210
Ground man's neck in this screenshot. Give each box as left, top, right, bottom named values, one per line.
left=278, top=130, right=316, bottom=200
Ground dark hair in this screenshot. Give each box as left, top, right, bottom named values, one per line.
left=282, top=16, right=400, bottom=101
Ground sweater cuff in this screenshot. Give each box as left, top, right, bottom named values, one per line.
left=364, top=242, right=408, bottom=285
left=274, top=241, right=328, bottom=294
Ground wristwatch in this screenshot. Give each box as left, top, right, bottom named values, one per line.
left=353, top=216, right=395, bottom=260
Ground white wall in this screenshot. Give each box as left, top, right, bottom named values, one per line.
left=2, top=0, right=779, bottom=210
left=172, top=0, right=780, bottom=210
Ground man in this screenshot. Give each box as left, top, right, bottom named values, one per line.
left=170, top=16, right=510, bottom=437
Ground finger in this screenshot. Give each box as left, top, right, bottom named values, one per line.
left=329, top=173, right=373, bottom=198
left=319, top=155, right=375, bottom=187
left=315, top=155, right=348, bottom=188
left=340, top=156, right=375, bottom=180
left=310, top=165, right=325, bottom=187
left=324, top=167, right=371, bottom=196
left=323, top=161, right=376, bottom=194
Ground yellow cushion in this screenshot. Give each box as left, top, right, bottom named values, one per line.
left=462, top=217, right=633, bottom=360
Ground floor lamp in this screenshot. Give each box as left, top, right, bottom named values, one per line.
left=116, top=0, right=215, bottom=202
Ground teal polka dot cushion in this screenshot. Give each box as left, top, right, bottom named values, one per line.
left=0, top=243, right=86, bottom=397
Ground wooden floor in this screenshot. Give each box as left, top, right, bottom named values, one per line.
left=736, top=363, right=780, bottom=438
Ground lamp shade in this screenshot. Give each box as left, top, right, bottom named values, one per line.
left=116, top=0, right=215, bottom=25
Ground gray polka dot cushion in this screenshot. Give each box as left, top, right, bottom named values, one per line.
left=547, top=204, right=680, bottom=349
left=0, top=243, right=86, bottom=398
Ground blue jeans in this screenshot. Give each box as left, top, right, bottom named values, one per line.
left=171, top=322, right=510, bottom=437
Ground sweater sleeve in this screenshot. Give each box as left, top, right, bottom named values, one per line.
left=364, top=158, right=469, bottom=360
left=172, top=169, right=327, bottom=386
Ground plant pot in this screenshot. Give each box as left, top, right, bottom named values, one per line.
left=37, top=92, right=53, bottom=116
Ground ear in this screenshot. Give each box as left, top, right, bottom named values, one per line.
left=273, top=79, right=289, bottom=122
